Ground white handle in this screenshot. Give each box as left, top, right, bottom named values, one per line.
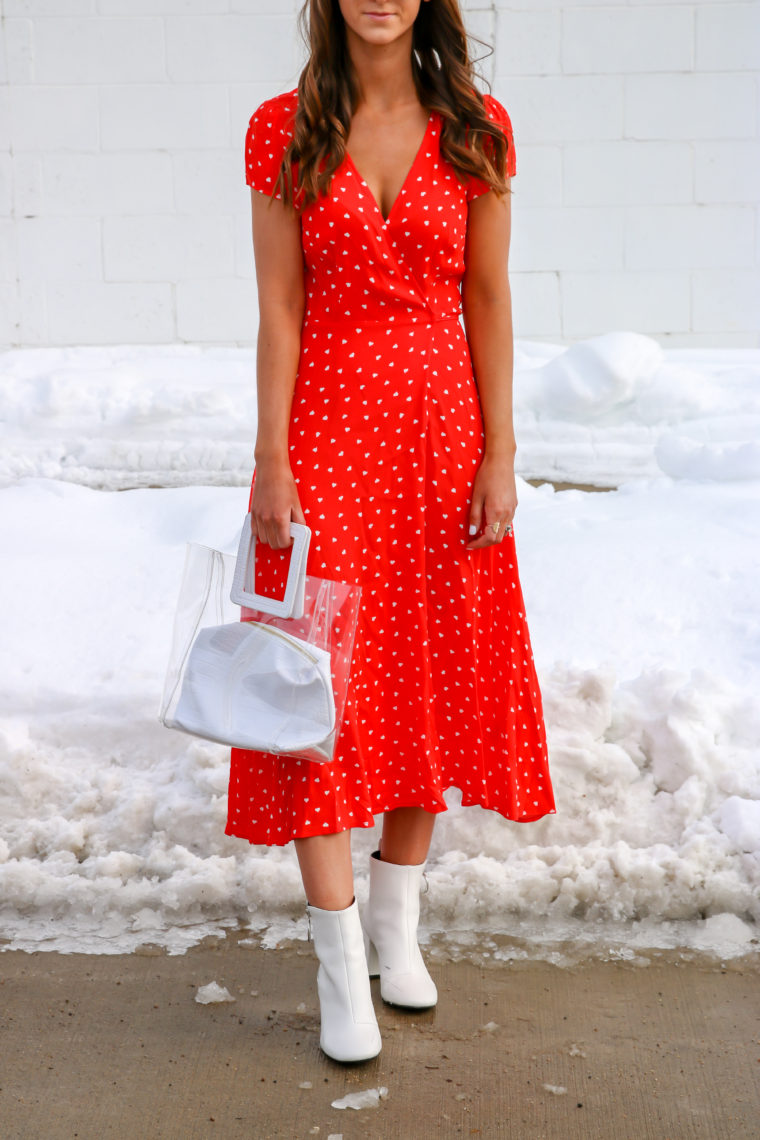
left=230, top=515, right=311, bottom=619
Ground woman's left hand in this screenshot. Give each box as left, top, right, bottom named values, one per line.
left=465, top=454, right=518, bottom=550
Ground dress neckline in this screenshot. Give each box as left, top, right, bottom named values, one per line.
left=344, top=111, right=435, bottom=228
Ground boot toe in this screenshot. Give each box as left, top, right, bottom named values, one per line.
left=321, top=1022, right=382, bottom=1063
left=380, top=971, right=438, bottom=1009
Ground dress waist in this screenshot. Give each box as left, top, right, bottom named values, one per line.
left=302, top=309, right=463, bottom=329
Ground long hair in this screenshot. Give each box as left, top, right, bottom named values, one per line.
left=275, top=0, right=511, bottom=208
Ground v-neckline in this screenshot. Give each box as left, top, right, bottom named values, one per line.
left=344, top=110, right=435, bottom=228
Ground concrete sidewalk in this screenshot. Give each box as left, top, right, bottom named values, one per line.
left=1, top=938, right=758, bottom=1139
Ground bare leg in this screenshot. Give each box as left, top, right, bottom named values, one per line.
left=294, top=829, right=354, bottom=911
left=379, top=806, right=436, bottom=866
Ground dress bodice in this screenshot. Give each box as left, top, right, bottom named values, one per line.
left=244, top=89, right=517, bottom=325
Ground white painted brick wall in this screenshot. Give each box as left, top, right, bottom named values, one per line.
left=696, top=3, right=760, bottom=72
left=1, top=1, right=758, bottom=348
left=494, top=10, right=561, bottom=76
left=103, top=214, right=236, bottom=281
left=164, top=14, right=299, bottom=83
left=562, top=6, right=694, bottom=74
left=42, top=153, right=175, bottom=215
left=0, top=155, right=12, bottom=216
left=99, top=86, right=231, bottom=150
left=45, top=281, right=174, bottom=343
left=562, top=271, right=692, bottom=340
left=3, top=18, right=33, bottom=85
left=12, top=155, right=43, bottom=216
left=10, top=86, right=99, bottom=151
left=564, top=142, right=694, bottom=206
left=511, top=272, right=562, bottom=339
left=625, top=73, right=756, bottom=140
left=695, top=140, right=760, bottom=203
left=0, top=219, right=15, bottom=282
left=18, top=216, right=101, bottom=281
left=0, top=88, right=10, bottom=150
left=511, top=205, right=625, bottom=272
left=693, top=268, right=760, bottom=331
left=31, top=18, right=167, bottom=84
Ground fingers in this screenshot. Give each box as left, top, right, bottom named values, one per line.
left=468, top=498, right=483, bottom=542
left=253, top=512, right=294, bottom=550
left=250, top=501, right=298, bottom=549
left=252, top=501, right=306, bottom=549
left=466, top=507, right=515, bottom=550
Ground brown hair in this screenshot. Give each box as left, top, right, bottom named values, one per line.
left=275, top=0, right=511, bottom=208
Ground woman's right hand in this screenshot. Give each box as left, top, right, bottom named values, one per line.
left=250, top=455, right=306, bottom=550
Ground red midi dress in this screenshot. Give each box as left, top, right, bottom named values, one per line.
left=226, top=89, right=556, bottom=846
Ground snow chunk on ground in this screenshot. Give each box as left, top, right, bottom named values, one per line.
left=692, top=914, right=756, bottom=954
left=194, top=982, right=235, bottom=1004
left=331, top=1087, right=388, bottom=1110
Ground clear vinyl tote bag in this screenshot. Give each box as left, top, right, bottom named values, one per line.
left=159, top=516, right=361, bottom=764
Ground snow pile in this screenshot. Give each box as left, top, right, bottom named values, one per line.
left=0, top=345, right=257, bottom=491
left=655, top=429, right=760, bottom=482
left=515, top=332, right=760, bottom=484
left=0, top=335, right=758, bottom=960
left=0, top=475, right=757, bottom=959
left=430, top=665, right=759, bottom=935
left=1, top=334, right=758, bottom=489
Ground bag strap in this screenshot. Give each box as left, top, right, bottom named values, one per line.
left=229, top=515, right=311, bottom=619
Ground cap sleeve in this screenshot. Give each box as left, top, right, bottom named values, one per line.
left=466, top=92, right=517, bottom=202
left=244, top=93, right=297, bottom=199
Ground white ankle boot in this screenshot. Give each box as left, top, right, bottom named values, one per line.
left=362, top=850, right=438, bottom=1009
left=306, top=898, right=382, bottom=1062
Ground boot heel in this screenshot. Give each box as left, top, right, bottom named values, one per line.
left=364, top=930, right=380, bottom=977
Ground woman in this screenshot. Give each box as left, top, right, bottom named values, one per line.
left=227, top=0, right=556, bottom=1063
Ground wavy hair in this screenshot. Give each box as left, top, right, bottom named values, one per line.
left=275, top=0, right=511, bottom=208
